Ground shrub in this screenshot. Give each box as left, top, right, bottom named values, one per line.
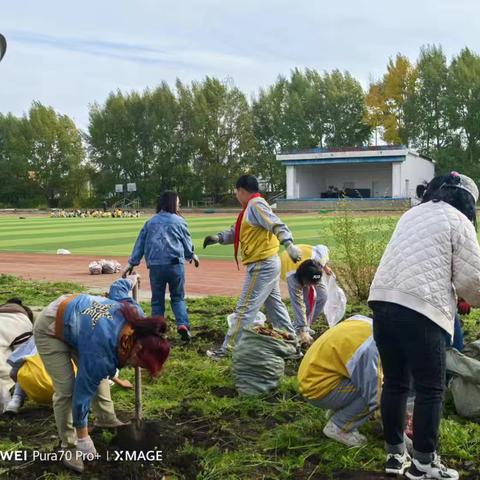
left=330, top=199, right=397, bottom=302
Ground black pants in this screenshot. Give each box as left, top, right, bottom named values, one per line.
left=371, top=301, right=447, bottom=457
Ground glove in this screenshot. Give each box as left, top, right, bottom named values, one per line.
left=203, top=235, right=220, bottom=249
left=458, top=299, right=471, bottom=315
left=285, top=241, right=302, bottom=263
left=191, top=253, right=200, bottom=268
left=122, top=263, right=134, bottom=278
left=77, top=435, right=97, bottom=459
left=299, top=331, right=314, bottom=346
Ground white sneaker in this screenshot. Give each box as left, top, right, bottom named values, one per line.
left=206, top=347, right=227, bottom=360
left=406, top=455, right=459, bottom=480
left=386, top=452, right=412, bottom=475
left=4, top=395, right=24, bottom=414
left=323, top=419, right=367, bottom=447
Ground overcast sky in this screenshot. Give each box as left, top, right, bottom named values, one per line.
left=1, top=0, right=479, bottom=128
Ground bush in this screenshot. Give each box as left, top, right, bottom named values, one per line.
left=331, top=199, right=397, bottom=302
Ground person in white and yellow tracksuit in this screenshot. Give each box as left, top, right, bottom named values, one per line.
left=298, top=316, right=382, bottom=447
left=203, top=175, right=303, bottom=359
left=280, top=244, right=332, bottom=345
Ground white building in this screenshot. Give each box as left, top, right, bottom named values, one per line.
left=276, top=146, right=434, bottom=201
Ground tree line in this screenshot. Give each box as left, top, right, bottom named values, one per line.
left=1, top=45, right=480, bottom=208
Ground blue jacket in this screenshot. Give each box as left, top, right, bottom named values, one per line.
left=128, top=212, right=194, bottom=267
left=60, top=278, right=143, bottom=428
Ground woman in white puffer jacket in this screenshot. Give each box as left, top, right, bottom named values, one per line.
left=369, top=172, right=480, bottom=480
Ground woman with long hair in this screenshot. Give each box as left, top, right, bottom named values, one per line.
left=124, top=191, right=199, bottom=342
left=369, top=172, right=480, bottom=479
left=34, top=276, right=170, bottom=473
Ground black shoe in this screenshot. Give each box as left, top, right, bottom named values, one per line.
left=177, top=326, right=191, bottom=343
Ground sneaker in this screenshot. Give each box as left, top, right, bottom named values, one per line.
left=386, top=452, right=412, bottom=475
left=206, top=347, right=227, bottom=360
left=406, top=455, right=459, bottom=480
left=323, top=419, right=367, bottom=447
left=61, top=447, right=84, bottom=473
left=4, top=395, right=24, bottom=414
left=177, top=325, right=191, bottom=343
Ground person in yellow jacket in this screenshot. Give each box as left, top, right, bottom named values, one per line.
left=203, top=175, right=302, bottom=359
left=298, top=315, right=381, bottom=447
left=5, top=336, right=133, bottom=414
left=280, top=244, right=332, bottom=346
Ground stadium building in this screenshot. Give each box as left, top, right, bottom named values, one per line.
left=276, top=145, right=435, bottom=211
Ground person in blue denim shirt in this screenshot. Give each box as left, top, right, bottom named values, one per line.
left=123, top=191, right=199, bottom=342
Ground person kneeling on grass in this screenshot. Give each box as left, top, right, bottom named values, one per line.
left=297, top=315, right=381, bottom=448
left=33, top=275, right=170, bottom=473
left=203, top=174, right=302, bottom=359
left=280, top=244, right=333, bottom=346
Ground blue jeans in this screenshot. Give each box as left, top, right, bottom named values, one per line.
left=149, top=264, right=189, bottom=329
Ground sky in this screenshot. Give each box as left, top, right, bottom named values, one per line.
left=1, top=0, right=479, bottom=129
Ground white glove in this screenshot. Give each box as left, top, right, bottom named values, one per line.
left=191, top=253, right=200, bottom=268
left=77, top=435, right=97, bottom=459
left=285, top=242, right=302, bottom=263
left=299, top=331, right=314, bottom=346
left=122, top=263, right=134, bottom=278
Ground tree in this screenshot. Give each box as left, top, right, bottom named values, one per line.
left=446, top=48, right=480, bottom=166
left=0, top=113, right=36, bottom=207
left=365, top=54, right=417, bottom=145
left=412, top=45, right=449, bottom=155
left=322, top=70, right=371, bottom=147
left=185, top=77, right=256, bottom=201
left=25, top=102, right=85, bottom=207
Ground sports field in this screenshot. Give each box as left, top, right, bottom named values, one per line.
left=0, top=215, right=339, bottom=259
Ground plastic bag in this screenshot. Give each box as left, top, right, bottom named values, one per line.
left=232, top=325, right=297, bottom=396
left=324, top=275, right=347, bottom=328
left=101, top=259, right=121, bottom=274
left=57, top=249, right=71, bottom=255
left=226, top=311, right=266, bottom=337
left=89, top=261, right=103, bottom=275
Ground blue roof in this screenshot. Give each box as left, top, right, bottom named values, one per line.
left=281, top=156, right=405, bottom=166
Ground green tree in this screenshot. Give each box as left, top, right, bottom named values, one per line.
left=446, top=48, right=480, bottom=167
left=186, top=77, right=256, bottom=202
left=412, top=45, right=450, bottom=155
left=0, top=113, right=36, bottom=207
left=25, top=102, right=86, bottom=207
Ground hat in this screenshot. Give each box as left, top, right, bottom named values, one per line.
left=450, top=172, right=479, bottom=203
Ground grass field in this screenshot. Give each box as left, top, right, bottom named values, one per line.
left=1, top=275, right=480, bottom=479
left=0, top=214, right=392, bottom=259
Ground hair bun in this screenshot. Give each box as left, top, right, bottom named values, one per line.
left=446, top=172, right=461, bottom=186
left=416, top=184, right=426, bottom=199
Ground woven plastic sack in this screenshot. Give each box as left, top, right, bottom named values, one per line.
left=446, top=344, right=480, bottom=419
left=232, top=326, right=297, bottom=396
left=324, top=275, right=347, bottom=328
left=101, top=259, right=121, bottom=274
left=89, top=261, right=103, bottom=275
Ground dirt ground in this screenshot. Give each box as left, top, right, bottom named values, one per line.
left=0, top=251, right=263, bottom=297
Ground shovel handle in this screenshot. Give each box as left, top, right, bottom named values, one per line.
left=131, top=275, right=142, bottom=423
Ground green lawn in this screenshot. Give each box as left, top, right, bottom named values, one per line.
left=0, top=215, right=344, bottom=259
left=1, top=275, right=479, bottom=479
